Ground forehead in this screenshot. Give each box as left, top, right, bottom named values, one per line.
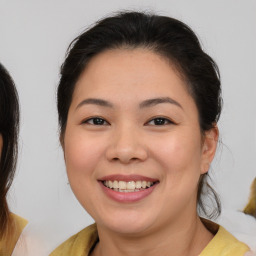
left=72, top=48, right=192, bottom=105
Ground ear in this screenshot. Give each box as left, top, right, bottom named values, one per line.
left=200, top=125, right=219, bottom=174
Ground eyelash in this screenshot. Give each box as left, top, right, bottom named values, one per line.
left=146, top=117, right=174, bottom=126
left=82, top=117, right=174, bottom=126
left=82, top=117, right=109, bottom=126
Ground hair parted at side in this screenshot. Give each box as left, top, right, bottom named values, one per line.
left=57, top=11, right=222, bottom=218
left=0, top=63, right=20, bottom=241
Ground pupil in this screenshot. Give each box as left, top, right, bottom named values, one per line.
left=93, top=118, right=104, bottom=125
left=155, top=118, right=165, bottom=125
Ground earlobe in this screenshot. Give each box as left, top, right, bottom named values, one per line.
left=201, top=125, right=219, bottom=174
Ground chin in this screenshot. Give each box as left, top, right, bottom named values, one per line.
left=107, top=222, right=151, bottom=235
left=96, top=211, right=156, bottom=235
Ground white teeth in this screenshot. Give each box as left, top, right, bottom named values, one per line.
left=119, top=181, right=126, bottom=190
left=103, top=180, right=154, bottom=192
left=135, top=181, right=141, bottom=189
left=113, top=180, right=119, bottom=189
left=127, top=181, right=135, bottom=190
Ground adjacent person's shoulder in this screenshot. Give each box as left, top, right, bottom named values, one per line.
left=0, top=213, right=28, bottom=256
left=50, top=223, right=98, bottom=256
left=12, top=219, right=49, bottom=256
left=11, top=213, right=28, bottom=233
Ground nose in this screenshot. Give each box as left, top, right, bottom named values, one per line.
left=105, top=125, right=148, bottom=164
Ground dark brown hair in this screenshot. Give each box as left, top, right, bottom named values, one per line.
left=57, top=11, right=222, bottom=218
left=0, top=63, right=19, bottom=240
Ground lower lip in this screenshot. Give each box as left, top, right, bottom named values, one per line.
left=99, top=182, right=157, bottom=203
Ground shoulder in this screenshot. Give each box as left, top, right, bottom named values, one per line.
left=244, top=252, right=256, bottom=256
left=200, top=220, right=251, bottom=256
left=0, top=213, right=28, bottom=256
left=50, top=223, right=98, bottom=256
left=11, top=213, right=28, bottom=232
left=217, top=209, right=256, bottom=251
left=12, top=222, right=49, bottom=256
left=217, top=226, right=250, bottom=252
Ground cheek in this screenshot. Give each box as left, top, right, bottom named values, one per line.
left=63, top=130, right=108, bottom=214
left=64, top=131, right=105, bottom=183
left=150, top=132, right=202, bottom=172
left=149, top=131, right=203, bottom=201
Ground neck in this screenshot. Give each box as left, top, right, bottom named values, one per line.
left=91, top=215, right=213, bottom=256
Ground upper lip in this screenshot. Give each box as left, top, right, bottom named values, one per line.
left=98, top=174, right=159, bottom=182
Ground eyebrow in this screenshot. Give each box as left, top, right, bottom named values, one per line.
left=76, top=98, right=113, bottom=109
left=76, top=96, right=182, bottom=110
left=139, top=97, right=183, bottom=109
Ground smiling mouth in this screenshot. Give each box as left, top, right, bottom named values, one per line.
left=102, top=180, right=158, bottom=193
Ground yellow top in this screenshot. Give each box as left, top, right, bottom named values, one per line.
left=0, top=213, right=28, bottom=256
left=243, top=177, right=256, bottom=218
left=50, top=224, right=98, bottom=256
left=50, top=221, right=250, bottom=256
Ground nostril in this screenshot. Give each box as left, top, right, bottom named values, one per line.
left=106, top=144, right=148, bottom=163
left=111, top=156, right=140, bottom=163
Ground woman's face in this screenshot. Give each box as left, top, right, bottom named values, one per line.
left=64, top=48, right=218, bottom=235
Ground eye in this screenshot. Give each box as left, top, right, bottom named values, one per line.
left=146, top=117, right=174, bottom=126
left=82, top=117, right=109, bottom=125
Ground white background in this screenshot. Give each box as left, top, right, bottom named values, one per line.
left=0, top=0, right=255, bottom=253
